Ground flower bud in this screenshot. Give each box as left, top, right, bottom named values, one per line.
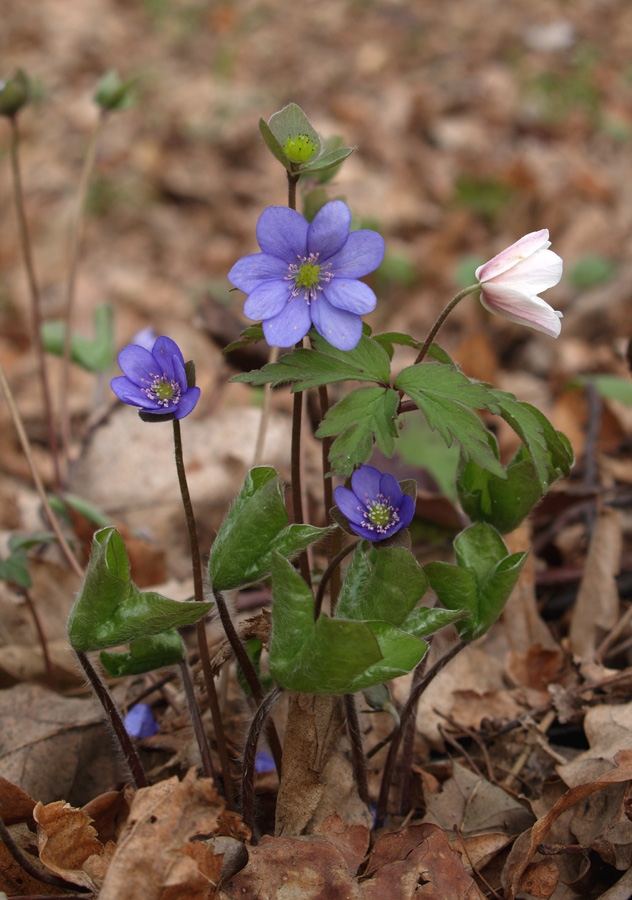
left=283, top=133, right=318, bottom=164
left=0, top=69, right=30, bottom=117
left=94, top=69, right=135, bottom=112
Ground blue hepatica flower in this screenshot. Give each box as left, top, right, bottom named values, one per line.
left=111, top=335, right=200, bottom=419
left=228, top=201, right=385, bottom=350
left=124, top=703, right=159, bottom=739
left=334, top=465, right=415, bottom=542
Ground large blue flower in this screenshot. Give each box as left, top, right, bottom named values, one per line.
left=111, top=336, right=200, bottom=419
left=334, top=465, right=415, bottom=542
left=228, top=201, right=385, bottom=350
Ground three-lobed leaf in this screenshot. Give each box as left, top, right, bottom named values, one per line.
left=317, top=386, right=399, bottom=477
left=100, top=629, right=185, bottom=678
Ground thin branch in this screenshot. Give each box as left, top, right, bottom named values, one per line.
left=242, top=686, right=284, bottom=837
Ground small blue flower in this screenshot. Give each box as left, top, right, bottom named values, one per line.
left=228, top=200, right=385, bottom=351
left=111, top=335, right=200, bottom=419
left=334, top=465, right=415, bottom=542
left=124, top=703, right=159, bottom=739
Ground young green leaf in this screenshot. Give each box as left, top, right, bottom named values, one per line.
left=317, top=386, right=400, bottom=477
left=41, top=303, right=115, bottom=373
left=67, top=527, right=212, bottom=652
left=99, top=630, right=185, bottom=678
left=336, top=546, right=428, bottom=626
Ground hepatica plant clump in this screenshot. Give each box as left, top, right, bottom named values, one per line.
left=1, top=86, right=573, bottom=835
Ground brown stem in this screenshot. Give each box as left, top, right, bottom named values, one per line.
left=212, top=587, right=283, bottom=775
left=178, top=659, right=217, bottom=786
left=0, top=815, right=90, bottom=893
left=398, top=658, right=425, bottom=814
left=313, top=539, right=358, bottom=619
left=22, top=587, right=55, bottom=688
left=411, top=285, right=479, bottom=367
left=9, top=116, right=61, bottom=487
left=344, top=694, right=370, bottom=806
left=242, top=686, right=284, bottom=838
left=76, top=650, right=148, bottom=789
left=59, top=113, right=106, bottom=479
left=172, top=419, right=234, bottom=807
left=291, top=388, right=313, bottom=587
left=375, top=640, right=466, bottom=827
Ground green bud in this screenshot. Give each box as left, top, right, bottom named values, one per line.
left=0, top=69, right=30, bottom=117
left=94, top=69, right=135, bottom=112
left=283, top=133, right=318, bottom=164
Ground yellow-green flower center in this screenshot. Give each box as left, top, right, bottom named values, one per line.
left=154, top=379, right=175, bottom=401
left=284, top=133, right=317, bottom=163
left=367, top=500, right=392, bottom=528
left=295, top=262, right=321, bottom=290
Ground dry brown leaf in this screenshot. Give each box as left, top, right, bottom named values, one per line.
left=501, top=522, right=557, bottom=652
left=0, top=776, right=35, bottom=825
left=316, top=814, right=370, bottom=876
left=81, top=786, right=133, bottom=845
left=507, top=749, right=632, bottom=899
left=159, top=842, right=224, bottom=900
left=568, top=508, right=622, bottom=658
left=220, top=833, right=363, bottom=900
left=0, top=835, right=64, bottom=897
left=99, top=769, right=224, bottom=900
left=363, top=824, right=485, bottom=900
left=34, top=799, right=106, bottom=890
left=448, top=830, right=513, bottom=873
left=0, top=683, right=126, bottom=805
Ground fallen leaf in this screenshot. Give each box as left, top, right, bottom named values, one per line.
left=316, top=814, right=370, bottom=876
left=568, top=508, right=622, bottom=658
left=0, top=683, right=126, bottom=805
left=34, top=799, right=107, bottom=890
left=0, top=776, right=36, bottom=825
left=81, top=786, right=133, bottom=844
left=99, top=770, right=224, bottom=900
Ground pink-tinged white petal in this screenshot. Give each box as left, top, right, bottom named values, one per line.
left=480, top=284, right=563, bottom=337
left=243, top=280, right=290, bottom=320
left=256, top=206, right=309, bottom=260
left=228, top=253, right=289, bottom=293
left=476, top=230, right=550, bottom=283
left=327, top=229, right=386, bottom=277
left=321, top=278, right=377, bottom=314
left=310, top=296, right=363, bottom=350
left=307, top=200, right=352, bottom=260
left=482, top=248, right=563, bottom=295
left=262, top=295, right=312, bottom=347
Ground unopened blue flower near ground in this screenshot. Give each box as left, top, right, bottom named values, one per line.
left=111, top=335, right=200, bottom=419
left=334, top=465, right=415, bottom=541
left=228, top=200, right=385, bottom=350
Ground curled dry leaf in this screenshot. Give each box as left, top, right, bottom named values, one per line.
left=0, top=775, right=36, bottom=825
left=34, top=799, right=107, bottom=890
left=99, top=769, right=224, bottom=900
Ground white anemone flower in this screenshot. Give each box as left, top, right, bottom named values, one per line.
left=476, top=230, right=564, bottom=337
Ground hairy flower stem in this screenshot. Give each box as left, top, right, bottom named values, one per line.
left=8, top=116, right=61, bottom=487
left=178, top=659, right=218, bottom=785
left=317, top=384, right=341, bottom=608
left=253, top=345, right=279, bottom=466
left=211, top=587, right=283, bottom=776
left=172, top=419, right=234, bottom=809
left=413, top=284, right=480, bottom=367
left=0, top=814, right=91, bottom=894
left=59, top=112, right=106, bottom=480
left=313, top=540, right=358, bottom=620
left=242, top=686, right=284, bottom=838
left=398, top=658, right=424, bottom=814
left=0, top=359, right=82, bottom=579
left=23, top=587, right=55, bottom=688
left=76, top=650, right=148, bottom=789
left=375, top=640, right=466, bottom=827
left=344, top=694, right=370, bottom=806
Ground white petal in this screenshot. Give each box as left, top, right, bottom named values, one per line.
left=476, top=230, right=550, bottom=283
left=479, top=284, right=563, bottom=337
left=485, top=248, right=563, bottom=295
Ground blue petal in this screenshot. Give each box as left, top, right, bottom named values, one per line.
left=262, top=296, right=312, bottom=347
left=174, top=387, right=201, bottom=418
left=173, top=355, right=187, bottom=390
left=307, top=201, right=351, bottom=261
left=334, top=486, right=366, bottom=525
left=228, top=253, right=289, bottom=293
left=396, top=493, right=416, bottom=530
left=378, top=473, right=403, bottom=506
left=152, top=336, right=184, bottom=382
left=321, top=278, right=377, bottom=314
left=310, top=296, right=363, bottom=350
left=351, top=465, right=382, bottom=501
left=111, top=376, right=159, bottom=408
left=117, top=345, right=156, bottom=386
left=327, top=229, right=386, bottom=277
left=256, top=207, right=309, bottom=261
left=243, top=280, right=290, bottom=321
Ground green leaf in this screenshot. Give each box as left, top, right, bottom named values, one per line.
left=208, top=467, right=330, bottom=591
left=223, top=323, right=265, bottom=355
left=343, top=621, right=427, bottom=693
left=424, top=523, right=528, bottom=640
left=67, top=527, right=212, bottom=651
left=0, top=549, right=31, bottom=589
left=41, top=303, right=115, bottom=373
left=336, top=546, right=428, bottom=626
left=580, top=374, right=632, bottom=406
left=399, top=605, right=470, bottom=638
left=300, top=146, right=355, bottom=175
left=267, top=103, right=322, bottom=160
left=395, top=364, right=505, bottom=477
left=258, top=117, right=291, bottom=169
left=373, top=331, right=422, bottom=359
left=99, top=629, right=185, bottom=678
left=8, top=532, right=57, bottom=552
left=236, top=638, right=274, bottom=697
left=232, top=332, right=391, bottom=391
left=317, top=386, right=399, bottom=477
